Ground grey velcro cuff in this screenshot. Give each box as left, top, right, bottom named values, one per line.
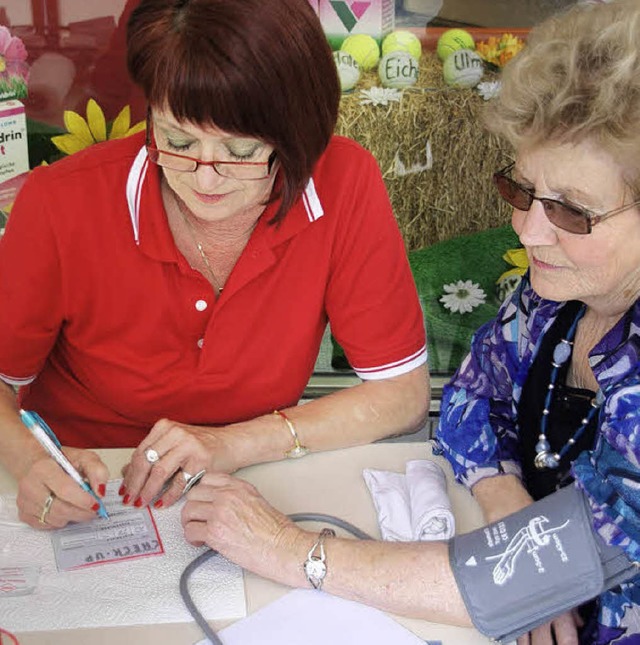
left=449, top=485, right=635, bottom=642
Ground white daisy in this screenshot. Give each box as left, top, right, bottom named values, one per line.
left=440, top=280, right=486, bottom=314
left=359, top=86, right=403, bottom=106
left=476, top=80, right=501, bottom=101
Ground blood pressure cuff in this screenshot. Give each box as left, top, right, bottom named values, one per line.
left=449, top=485, right=638, bottom=643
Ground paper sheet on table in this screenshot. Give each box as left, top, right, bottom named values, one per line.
left=198, top=588, right=426, bottom=645
left=0, top=481, right=245, bottom=632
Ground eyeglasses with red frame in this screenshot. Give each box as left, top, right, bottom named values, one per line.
left=145, top=112, right=276, bottom=180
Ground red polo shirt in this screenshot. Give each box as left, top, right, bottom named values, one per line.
left=0, top=133, right=426, bottom=447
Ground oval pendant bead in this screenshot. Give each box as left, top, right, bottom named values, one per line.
left=535, top=439, right=550, bottom=453
left=553, top=341, right=572, bottom=364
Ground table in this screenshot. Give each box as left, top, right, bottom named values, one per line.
left=0, top=442, right=491, bottom=644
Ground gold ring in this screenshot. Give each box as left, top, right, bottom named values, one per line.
left=39, top=492, right=55, bottom=525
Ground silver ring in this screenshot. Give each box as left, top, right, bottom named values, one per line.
left=182, top=469, right=206, bottom=496
left=182, top=470, right=193, bottom=482
left=39, top=492, right=55, bottom=525
left=145, top=448, right=160, bottom=464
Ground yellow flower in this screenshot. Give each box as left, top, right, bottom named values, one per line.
left=477, top=33, right=525, bottom=67
left=497, top=247, right=529, bottom=283
left=51, top=99, right=145, bottom=156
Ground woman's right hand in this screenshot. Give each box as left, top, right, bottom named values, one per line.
left=15, top=447, right=109, bottom=529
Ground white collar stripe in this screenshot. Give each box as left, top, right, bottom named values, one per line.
left=126, top=146, right=149, bottom=245
left=302, top=178, right=324, bottom=222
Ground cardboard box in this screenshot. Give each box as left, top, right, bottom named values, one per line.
left=0, top=100, right=29, bottom=196
left=319, top=0, right=395, bottom=48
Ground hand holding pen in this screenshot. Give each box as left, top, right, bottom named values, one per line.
left=17, top=410, right=109, bottom=529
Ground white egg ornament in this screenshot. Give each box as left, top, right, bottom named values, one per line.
left=333, top=50, right=361, bottom=93
left=378, top=50, right=419, bottom=89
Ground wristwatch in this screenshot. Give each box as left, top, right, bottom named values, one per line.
left=303, top=528, right=336, bottom=590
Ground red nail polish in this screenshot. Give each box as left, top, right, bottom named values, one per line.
left=118, top=484, right=126, bottom=496
left=98, top=484, right=106, bottom=497
left=91, top=502, right=100, bottom=512
left=123, top=494, right=131, bottom=504
left=153, top=499, right=164, bottom=509
left=134, top=497, right=143, bottom=508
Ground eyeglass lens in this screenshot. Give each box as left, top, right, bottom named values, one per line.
left=493, top=172, right=590, bottom=234
left=147, top=148, right=271, bottom=180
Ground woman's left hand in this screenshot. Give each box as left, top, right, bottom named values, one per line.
left=516, top=609, right=582, bottom=645
left=120, top=418, right=239, bottom=508
left=181, top=472, right=301, bottom=580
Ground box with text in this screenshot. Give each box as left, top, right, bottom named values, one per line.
left=319, top=0, right=394, bottom=48
left=0, top=100, right=29, bottom=210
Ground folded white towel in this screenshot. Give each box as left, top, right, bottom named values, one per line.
left=406, top=460, right=455, bottom=540
left=363, top=460, right=455, bottom=542
left=362, top=469, right=413, bottom=542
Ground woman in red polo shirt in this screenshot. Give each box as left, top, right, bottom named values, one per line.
left=0, top=0, right=428, bottom=529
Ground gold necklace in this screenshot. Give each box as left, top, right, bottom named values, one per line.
left=172, top=192, right=223, bottom=296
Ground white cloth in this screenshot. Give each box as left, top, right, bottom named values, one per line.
left=363, top=459, right=455, bottom=542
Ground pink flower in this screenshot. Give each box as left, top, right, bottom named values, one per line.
left=0, top=26, right=27, bottom=62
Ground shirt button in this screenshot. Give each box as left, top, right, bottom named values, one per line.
left=197, top=338, right=204, bottom=349
left=195, top=299, right=208, bottom=312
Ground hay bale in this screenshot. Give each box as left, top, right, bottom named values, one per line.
left=335, top=51, right=514, bottom=250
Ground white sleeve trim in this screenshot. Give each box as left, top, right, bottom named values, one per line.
left=353, top=345, right=427, bottom=381
left=0, top=372, right=36, bottom=386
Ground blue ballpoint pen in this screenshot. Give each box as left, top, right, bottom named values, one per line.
left=19, top=409, right=109, bottom=519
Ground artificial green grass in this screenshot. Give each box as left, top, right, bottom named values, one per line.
left=410, top=224, right=519, bottom=373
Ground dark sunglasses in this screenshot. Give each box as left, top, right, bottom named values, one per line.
left=493, top=163, right=640, bottom=234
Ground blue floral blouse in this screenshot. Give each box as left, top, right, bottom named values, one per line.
left=434, top=275, right=640, bottom=644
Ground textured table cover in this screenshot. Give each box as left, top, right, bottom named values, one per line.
left=0, top=483, right=245, bottom=632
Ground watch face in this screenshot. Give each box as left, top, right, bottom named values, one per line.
left=304, top=559, right=326, bottom=581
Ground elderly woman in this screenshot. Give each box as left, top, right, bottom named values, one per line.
left=180, top=2, right=640, bottom=644
left=0, top=0, right=428, bottom=529
left=435, top=0, right=640, bottom=639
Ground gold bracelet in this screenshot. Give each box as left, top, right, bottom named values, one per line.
left=273, top=410, right=309, bottom=459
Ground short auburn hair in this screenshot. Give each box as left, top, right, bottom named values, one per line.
left=127, top=0, right=340, bottom=222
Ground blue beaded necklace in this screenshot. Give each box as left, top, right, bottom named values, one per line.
left=534, top=304, right=604, bottom=470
